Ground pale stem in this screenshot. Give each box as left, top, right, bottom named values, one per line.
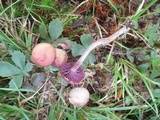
left=71, top=26, right=130, bottom=72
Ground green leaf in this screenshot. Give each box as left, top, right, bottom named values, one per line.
left=150, top=50, right=158, bottom=58
left=11, top=51, right=25, bottom=69
left=70, top=42, right=85, bottom=57
left=132, top=20, right=138, bottom=29
left=70, top=34, right=96, bottom=64
left=126, top=51, right=134, bottom=63
left=150, top=69, right=160, bottom=79
left=82, top=53, right=96, bottom=67
left=145, top=24, right=159, bottom=46
left=23, top=63, right=33, bottom=76
left=87, top=53, right=96, bottom=63
left=8, top=44, right=20, bottom=53
left=39, top=22, right=50, bottom=39
left=24, top=63, right=33, bottom=73
left=151, top=58, right=160, bottom=68
left=136, top=63, right=150, bottom=72
left=138, top=55, right=150, bottom=61
left=9, top=74, right=24, bottom=88
left=150, top=51, right=160, bottom=68
left=80, top=34, right=93, bottom=48
left=80, top=34, right=96, bottom=64
left=0, top=62, right=21, bottom=77
left=152, top=89, right=160, bottom=98
left=49, top=18, right=63, bottom=41
left=125, top=96, right=132, bottom=105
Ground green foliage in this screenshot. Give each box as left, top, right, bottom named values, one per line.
left=71, top=42, right=85, bottom=57
left=150, top=69, right=160, bottom=79
left=154, top=6, right=160, bottom=12
left=39, top=18, right=96, bottom=65
left=0, top=0, right=21, bottom=16
left=150, top=51, right=160, bottom=68
left=80, top=34, right=96, bottom=63
left=39, top=19, right=64, bottom=42
left=40, top=18, right=64, bottom=42
left=131, top=0, right=158, bottom=20
left=0, top=0, right=160, bottom=119
left=39, top=22, right=50, bottom=40
left=80, top=34, right=93, bottom=48
left=106, top=0, right=119, bottom=16
left=136, top=63, right=150, bottom=72
left=127, top=49, right=160, bottom=73
left=0, top=104, right=31, bottom=120
left=145, top=24, right=159, bottom=46
left=71, top=34, right=96, bottom=64
left=0, top=51, right=33, bottom=88
left=152, top=89, right=160, bottom=98
left=11, top=51, right=26, bottom=69
left=40, top=0, right=53, bottom=6
left=49, top=18, right=63, bottom=41
left=0, top=62, right=21, bottom=77
left=9, top=73, right=24, bottom=88
left=0, top=31, right=23, bottom=50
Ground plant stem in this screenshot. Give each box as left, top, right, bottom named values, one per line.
left=71, top=25, right=130, bottom=72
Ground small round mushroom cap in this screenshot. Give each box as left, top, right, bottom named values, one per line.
left=69, top=87, right=90, bottom=107
left=52, top=48, right=68, bottom=68
left=31, top=43, right=56, bottom=67
left=60, top=62, right=85, bottom=85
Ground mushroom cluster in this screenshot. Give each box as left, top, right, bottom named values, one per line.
left=31, top=43, right=90, bottom=107
left=31, top=43, right=85, bottom=85
left=31, top=24, right=130, bottom=107
left=31, top=43, right=68, bottom=68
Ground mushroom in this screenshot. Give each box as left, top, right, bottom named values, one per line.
left=60, top=25, right=130, bottom=84
left=52, top=48, right=68, bottom=68
left=31, top=43, right=56, bottom=67
left=69, top=87, right=90, bottom=107
left=60, top=62, right=84, bottom=85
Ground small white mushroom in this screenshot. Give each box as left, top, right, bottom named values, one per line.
left=69, top=87, right=90, bottom=107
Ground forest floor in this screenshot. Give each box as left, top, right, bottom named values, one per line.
left=0, top=0, right=160, bottom=120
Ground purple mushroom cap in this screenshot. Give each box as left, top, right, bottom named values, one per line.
left=60, top=62, right=85, bottom=85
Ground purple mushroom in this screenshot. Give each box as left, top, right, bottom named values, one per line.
left=60, top=62, right=85, bottom=84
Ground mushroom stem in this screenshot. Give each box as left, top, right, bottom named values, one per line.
left=71, top=26, right=130, bottom=72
